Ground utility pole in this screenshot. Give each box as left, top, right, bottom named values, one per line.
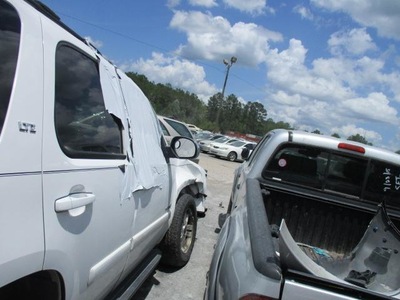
left=216, top=56, right=237, bottom=130
left=221, top=56, right=237, bottom=98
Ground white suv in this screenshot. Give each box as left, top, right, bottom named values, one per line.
left=0, top=1, right=207, bottom=299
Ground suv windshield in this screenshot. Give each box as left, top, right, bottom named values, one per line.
left=0, top=1, right=20, bottom=134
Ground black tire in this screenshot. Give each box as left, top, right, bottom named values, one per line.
left=161, top=194, right=197, bottom=267
left=227, top=151, right=237, bottom=162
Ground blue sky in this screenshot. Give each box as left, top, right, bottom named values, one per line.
left=41, top=0, right=400, bottom=151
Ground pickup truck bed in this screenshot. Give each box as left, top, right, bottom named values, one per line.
left=262, top=184, right=373, bottom=255
left=249, top=178, right=400, bottom=297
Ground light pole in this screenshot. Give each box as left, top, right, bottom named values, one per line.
left=216, top=56, right=237, bottom=130
left=221, top=56, right=237, bottom=98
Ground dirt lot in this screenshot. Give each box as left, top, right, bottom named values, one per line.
left=134, top=152, right=239, bottom=299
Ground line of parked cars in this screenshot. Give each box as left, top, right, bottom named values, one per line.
left=197, top=133, right=257, bottom=162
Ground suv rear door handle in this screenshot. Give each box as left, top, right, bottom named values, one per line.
left=55, top=193, right=96, bottom=212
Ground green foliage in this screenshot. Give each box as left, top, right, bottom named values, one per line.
left=347, top=133, right=373, bottom=146
left=125, top=73, right=292, bottom=136
left=312, top=129, right=322, bottom=135
left=124, top=73, right=383, bottom=145
left=126, top=72, right=207, bottom=126
left=331, top=133, right=341, bottom=138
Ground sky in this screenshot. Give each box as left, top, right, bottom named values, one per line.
left=40, top=0, right=400, bottom=151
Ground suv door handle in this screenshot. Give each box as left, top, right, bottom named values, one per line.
left=55, top=193, right=96, bottom=212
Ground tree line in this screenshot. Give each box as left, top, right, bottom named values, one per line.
left=127, top=72, right=374, bottom=145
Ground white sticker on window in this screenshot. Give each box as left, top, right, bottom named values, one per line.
left=278, top=158, right=287, bottom=167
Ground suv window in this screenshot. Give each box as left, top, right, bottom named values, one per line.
left=55, top=44, right=124, bottom=159
left=263, top=144, right=400, bottom=209
left=0, top=1, right=20, bottom=135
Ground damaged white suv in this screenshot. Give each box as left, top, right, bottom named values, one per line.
left=0, top=0, right=207, bottom=299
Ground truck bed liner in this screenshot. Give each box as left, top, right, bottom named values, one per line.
left=262, top=186, right=374, bottom=255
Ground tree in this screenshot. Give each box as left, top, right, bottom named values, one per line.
left=126, top=72, right=207, bottom=125
left=312, top=129, right=322, bottom=135
left=347, top=134, right=373, bottom=146
left=242, top=101, right=267, bottom=135
left=207, top=93, right=223, bottom=124
left=264, top=119, right=292, bottom=132
left=331, top=133, right=340, bottom=138
left=126, top=71, right=299, bottom=137
left=220, top=94, right=243, bottom=132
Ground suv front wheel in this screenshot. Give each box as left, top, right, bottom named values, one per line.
left=161, top=194, right=197, bottom=267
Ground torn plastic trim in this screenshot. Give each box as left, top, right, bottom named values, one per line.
left=279, top=203, right=400, bottom=297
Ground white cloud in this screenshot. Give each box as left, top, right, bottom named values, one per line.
left=189, top=0, right=218, bottom=8
left=342, top=92, right=398, bottom=125
left=129, top=52, right=217, bottom=101
left=293, top=5, right=314, bottom=20
left=223, top=0, right=268, bottom=15
left=84, top=36, right=103, bottom=49
left=167, top=0, right=181, bottom=8
left=262, top=37, right=400, bottom=144
left=271, top=91, right=302, bottom=106
left=266, top=39, right=353, bottom=102
left=170, top=10, right=282, bottom=66
left=328, top=28, right=377, bottom=56
left=312, top=55, right=400, bottom=103
left=311, top=0, right=400, bottom=40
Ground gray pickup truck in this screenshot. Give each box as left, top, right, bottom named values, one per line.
left=205, top=129, right=400, bottom=300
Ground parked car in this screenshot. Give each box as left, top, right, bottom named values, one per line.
left=209, top=140, right=256, bottom=162
left=0, top=1, right=207, bottom=299
left=199, top=136, right=237, bottom=153
left=194, top=131, right=215, bottom=142
left=205, top=129, right=400, bottom=300
left=158, top=115, right=195, bottom=144
left=186, top=123, right=202, bottom=133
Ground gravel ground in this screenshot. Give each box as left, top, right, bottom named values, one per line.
left=134, top=152, right=239, bottom=300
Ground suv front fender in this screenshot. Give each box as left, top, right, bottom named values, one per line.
left=168, top=158, right=207, bottom=219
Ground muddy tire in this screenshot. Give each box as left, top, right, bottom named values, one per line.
left=161, top=194, right=197, bottom=267
left=227, top=151, right=237, bottom=162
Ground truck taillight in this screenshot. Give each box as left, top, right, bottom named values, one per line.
left=239, top=294, right=278, bottom=300
left=338, top=142, right=365, bottom=154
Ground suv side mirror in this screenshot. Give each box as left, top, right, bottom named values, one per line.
left=170, top=136, right=199, bottom=159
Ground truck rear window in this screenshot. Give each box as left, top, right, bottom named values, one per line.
left=263, top=144, right=400, bottom=209
left=0, top=1, right=20, bottom=135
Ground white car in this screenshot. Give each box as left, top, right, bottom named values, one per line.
left=0, top=1, right=207, bottom=299
left=158, top=115, right=195, bottom=145
left=186, top=123, right=202, bottom=133
left=199, top=136, right=238, bottom=153
left=209, top=140, right=256, bottom=162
